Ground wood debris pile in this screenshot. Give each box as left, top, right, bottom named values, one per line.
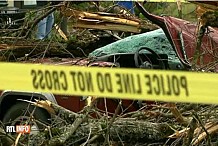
left=1, top=2, right=218, bottom=146
left=60, top=6, right=157, bottom=33
left=0, top=4, right=158, bottom=62
left=1, top=99, right=218, bottom=146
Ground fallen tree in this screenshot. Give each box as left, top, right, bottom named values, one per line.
left=0, top=30, right=116, bottom=61
left=28, top=100, right=174, bottom=146
left=0, top=99, right=174, bottom=146
left=2, top=99, right=218, bottom=146
left=60, top=6, right=157, bottom=33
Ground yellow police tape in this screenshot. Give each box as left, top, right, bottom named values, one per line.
left=0, top=62, right=217, bottom=104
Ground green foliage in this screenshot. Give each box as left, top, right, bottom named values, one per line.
left=67, top=34, right=77, bottom=44
left=142, top=2, right=197, bottom=22
left=24, top=10, right=37, bottom=23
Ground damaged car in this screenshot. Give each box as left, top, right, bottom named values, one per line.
left=1, top=1, right=218, bottom=134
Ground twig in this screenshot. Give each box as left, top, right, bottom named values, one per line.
left=193, top=113, right=211, bottom=146
left=115, top=128, right=124, bottom=146
left=192, top=124, right=218, bottom=146
left=176, top=0, right=182, bottom=19
left=167, top=103, right=189, bottom=126
left=14, top=133, right=22, bottom=146
left=182, top=115, right=197, bottom=146
left=84, top=134, right=100, bottom=144
left=104, top=30, right=122, bottom=40
left=81, top=127, right=92, bottom=146
left=192, top=22, right=206, bottom=68
left=103, top=98, right=110, bottom=146
left=47, top=99, right=96, bottom=145
left=103, top=100, right=121, bottom=146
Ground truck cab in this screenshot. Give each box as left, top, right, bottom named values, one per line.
left=0, top=88, right=140, bottom=132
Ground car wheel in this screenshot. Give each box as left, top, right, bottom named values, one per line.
left=2, top=102, right=50, bottom=134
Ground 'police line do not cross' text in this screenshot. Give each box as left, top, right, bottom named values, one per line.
left=31, top=69, right=189, bottom=98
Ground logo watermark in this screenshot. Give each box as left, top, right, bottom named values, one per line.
left=6, top=125, right=31, bottom=134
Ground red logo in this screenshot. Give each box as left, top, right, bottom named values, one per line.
left=16, top=125, right=31, bottom=134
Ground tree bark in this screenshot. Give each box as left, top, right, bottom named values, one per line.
left=28, top=118, right=173, bottom=146
left=0, top=39, right=69, bottom=61
left=0, top=34, right=112, bottom=60
left=28, top=100, right=174, bottom=146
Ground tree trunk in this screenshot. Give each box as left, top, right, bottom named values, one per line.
left=27, top=100, right=174, bottom=146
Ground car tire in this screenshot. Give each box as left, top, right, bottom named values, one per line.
left=2, top=102, right=50, bottom=132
